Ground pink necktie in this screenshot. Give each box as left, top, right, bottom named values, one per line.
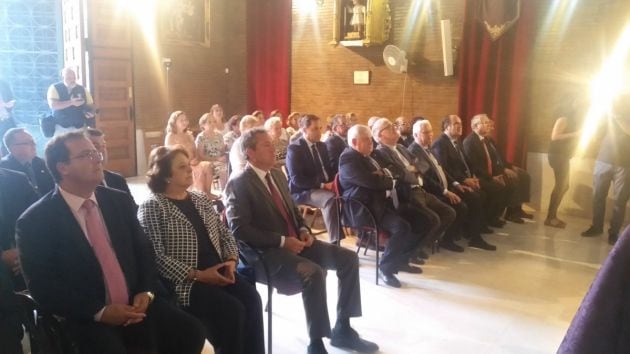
left=81, top=199, right=129, bottom=305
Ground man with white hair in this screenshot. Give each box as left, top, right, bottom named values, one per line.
left=410, top=119, right=495, bottom=251
left=228, top=115, right=259, bottom=177
left=339, top=124, right=422, bottom=288
left=462, top=114, right=509, bottom=227
left=371, top=118, right=457, bottom=253
left=47, top=67, right=96, bottom=134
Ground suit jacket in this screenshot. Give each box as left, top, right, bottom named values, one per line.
left=138, top=192, right=238, bottom=306
left=462, top=132, right=501, bottom=181
left=16, top=186, right=155, bottom=321
left=0, top=155, right=55, bottom=196
left=408, top=142, right=455, bottom=197
left=286, top=137, right=335, bottom=199
left=431, top=133, right=473, bottom=183
left=325, top=133, right=347, bottom=175
left=338, top=147, right=394, bottom=224
left=103, top=169, right=136, bottom=206
left=0, top=168, right=37, bottom=251
left=225, top=167, right=306, bottom=249
left=398, top=134, right=414, bottom=147
left=371, top=144, right=420, bottom=202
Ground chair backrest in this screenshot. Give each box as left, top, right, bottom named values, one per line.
left=15, top=292, right=78, bottom=354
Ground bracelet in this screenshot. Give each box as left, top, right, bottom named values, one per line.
left=193, top=269, right=198, bottom=281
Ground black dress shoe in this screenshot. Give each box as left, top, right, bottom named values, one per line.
left=378, top=268, right=401, bottom=288
left=505, top=214, right=525, bottom=224
left=416, top=249, right=430, bottom=259
left=469, top=236, right=497, bottom=251
left=307, top=339, right=328, bottom=354
left=330, top=326, right=379, bottom=353
left=516, top=209, right=534, bottom=219
left=399, top=264, right=423, bottom=274
left=440, top=240, right=465, bottom=252
left=608, top=233, right=618, bottom=245
left=488, top=219, right=505, bottom=228
left=581, top=226, right=603, bottom=237
left=409, top=256, right=425, bottom=265
left=481, top=226, right=494, bottom=234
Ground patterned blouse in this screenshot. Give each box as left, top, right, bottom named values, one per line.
left=196, top=131, right=226, bottom=158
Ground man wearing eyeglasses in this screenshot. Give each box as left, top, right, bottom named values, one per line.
left=15, top=131, right=207, bottom=354
left=0, top=128, right=55, bottom=196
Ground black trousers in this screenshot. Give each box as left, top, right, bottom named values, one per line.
left=380, top=207, right=423, bottom=273
left=65, top=297, right=206, bottom=354
left=455, top=189, right=484, bottom=237
left=406, top=189, right=456, bottom=247
left=547, top=155, right=570, bottom=219
left=506, top=167, right=531, bottom=208
left=185, top=275, right=265, bottom=354
left=0, top=262, right=22, bottom=354
left=436, top=195, right=468, bottom=243
left=261, top=240, right=362, bottom=339
left=479, top=178, right=508, bottom=222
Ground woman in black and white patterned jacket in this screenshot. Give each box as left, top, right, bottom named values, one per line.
left=138, top=145, right=264, bottom=354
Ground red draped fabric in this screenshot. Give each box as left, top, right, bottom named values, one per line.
left=246, top=0, right=292, bottom=122
left=457, top=0, right=543, bottom=166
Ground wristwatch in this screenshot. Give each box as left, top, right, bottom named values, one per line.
left=146, top=291, right=155, bottom=303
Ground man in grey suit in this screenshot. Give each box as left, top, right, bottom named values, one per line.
left=225, top=128, right=378, bottom=354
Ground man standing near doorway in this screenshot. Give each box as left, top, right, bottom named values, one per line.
left=47, top=67, right=96, bottom=134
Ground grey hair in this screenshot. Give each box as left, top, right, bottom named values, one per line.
left=239, top=115, right=259, bottom=132
left=371, top=118, right=393, bottom=143
left=264, top=116, right=282, bottom=131
left=412, top=119, right=431, bottom=136
left=471, top=113, right=487, bottom=130
left=347, top=124, right=372, bottom=147
left=3, top=127, right=29, bottom=151
left=240, top=127, right=268, bottom=159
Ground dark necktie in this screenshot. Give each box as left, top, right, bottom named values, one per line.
left=482, top=139, right=493, bottom=175
left=24, top=162, right=38, bottom=192
left=311, top=144, right=329, bottom=182
left=265, top=173, right=298, bottom=238
left=452, top=140, right=471, bottom=177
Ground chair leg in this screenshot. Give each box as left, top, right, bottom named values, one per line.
left=267, top=284, right=273, bottom=354
left=375, top=230, right=380, bottom=285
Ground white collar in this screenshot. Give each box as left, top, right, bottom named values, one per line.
left=59, top=186, right=98, bottom=214
left=248, top=163, right=271, bottom=181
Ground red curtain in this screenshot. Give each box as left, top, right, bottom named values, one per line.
left=246, top=0, right=292, bottom=122
left=457, top=0, right=543, bottom=166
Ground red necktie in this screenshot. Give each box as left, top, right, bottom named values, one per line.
left=81, top=200, right=129, bottom=304
left=482, top=139, right=493, bottom=175
left=265, top=173, right=298, bottom=238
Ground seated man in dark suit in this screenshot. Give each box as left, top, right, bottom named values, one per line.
left=0, top=167, right=38, bottom=354
left=225, top=128, right=378, bottom=354
left=370, top=118, right=454, bottom=258
left=286, top=114, right=344, bottom=243
left=433, top=115, right=496, bottom=234
left=1, top=128, right=55, bottom=196
left=395, top=116, right=417, bottom=147
left=339, top=124, right=423, bottom=286
left=325, top=113, right=349, bottom=175
left=485, top=116, right=533, bottom=222
left=85, top=128, right=136, bottom=206
left=410, top=120, right=495, bottom=251
left=462, top=114, right=510, bottom=228
left=16, top=131, right=206, bottom=354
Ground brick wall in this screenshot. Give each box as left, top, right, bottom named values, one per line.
left=291, top=0, right=465, bottom=129
left=291, top=0, right=630, bottom=154
left=132, top=0, right=248, bottom=132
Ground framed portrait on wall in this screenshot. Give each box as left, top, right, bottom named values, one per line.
left=160, top=0, right=210, bottom=46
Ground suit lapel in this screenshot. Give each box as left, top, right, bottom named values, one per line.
left=244, top=167, right=286, bottom=221
left=271, top=169, right=301, bottom=228
left=95, top=188, right=128, bottom=261
left=52, top=188, right=97, bottom=262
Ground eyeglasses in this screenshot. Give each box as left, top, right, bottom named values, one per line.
left=12, top=141, right=36, bottom=147
left=69, top=150, right=104, bottom=162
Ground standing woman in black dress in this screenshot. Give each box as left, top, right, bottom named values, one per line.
left=545, top=96, right=584, bottom=228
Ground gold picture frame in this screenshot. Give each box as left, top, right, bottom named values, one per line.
left=160, top=0, right=211, bottom=47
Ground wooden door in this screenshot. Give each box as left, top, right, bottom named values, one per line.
left=86, top=0, right=135, bottom=176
